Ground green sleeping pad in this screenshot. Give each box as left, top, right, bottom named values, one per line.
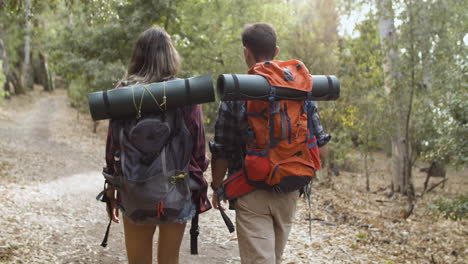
left=217, top=74, right=340, bottom=101
left=88, top=74, right=214, bottom=120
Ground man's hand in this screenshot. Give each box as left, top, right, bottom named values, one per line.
left=319, top=145, right=328, bottom=162
left=211, top=189, right=228, bottom=210
left=211, top=157, right=229, bottom=210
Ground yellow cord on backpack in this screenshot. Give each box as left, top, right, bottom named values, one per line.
left=160, top=81, right=167, bottom=110
left=132, top=82, right=168, bottom=118
left=131, top=86, right=144, bottom=119
left=143, top=81, right=167, bottom=111
left=170, top=174, right=185, bottom=184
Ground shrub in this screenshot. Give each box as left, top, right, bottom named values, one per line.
left=429, top=195, right=468, bottom=220
left=67, top=78, right=89, bottom=112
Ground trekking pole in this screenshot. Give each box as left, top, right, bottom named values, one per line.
left=306, top=182, right=313, bottom=242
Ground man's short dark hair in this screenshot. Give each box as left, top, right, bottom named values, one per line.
left=242, top=23, right=277, bottom=61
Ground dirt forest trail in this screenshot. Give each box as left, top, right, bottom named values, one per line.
left=0, top=89, right=467, bottom=264
left=0, top=90, right=242, bottom=263
left=0, top=89, right=366, bottom=264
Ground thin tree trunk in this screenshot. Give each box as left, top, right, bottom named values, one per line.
left=403, top=0, right=417, bottom=217
left=365, top=133, right=370, bottom=192
left=23, top=0, right=32, bottom=90
left=377, top=0, right=409, bottom=194
left=39, top=52, right=54, bottom=91
left=0, top=38, right=11, bottom=99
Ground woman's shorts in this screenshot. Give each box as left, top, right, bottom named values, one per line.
left=175, top=198, right=196, bottom=223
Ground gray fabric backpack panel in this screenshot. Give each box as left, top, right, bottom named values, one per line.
left=110, top=108, right=195, bottom=224
left=129, top=118, right=171, bottom=154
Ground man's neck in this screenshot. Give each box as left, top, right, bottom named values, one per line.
left=247, top=57, right=274, bottom=68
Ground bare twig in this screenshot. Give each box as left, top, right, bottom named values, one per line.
left=337, top=245, right=356, bottom=261
left=305, top=217, right=337, bottom=226
left=325, top=205, right=340, bottom=218
left=422, top=178, right=448, bottom=197
left=376, top=199, right=392, bottom=203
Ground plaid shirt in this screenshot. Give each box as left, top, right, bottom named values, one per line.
left=105, top=102, right=211, bottom=213
left=210, top=100, right=330, bottom=176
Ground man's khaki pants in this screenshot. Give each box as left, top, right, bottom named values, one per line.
left=235, top=189, right=299, bottom=264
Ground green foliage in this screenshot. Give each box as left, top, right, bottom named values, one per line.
left=0, top=59, right=8, bottom=102
left=0, top=14, right=24, bottom=68
left=67, top=78, right=88, bottom=112
left=356, top=233, right=367, bottom=240
left=1, top=0, right=465, bottom=173
left=429, top=195, right=468, bottom=221
left=322, top=14, right=389, bottom=171
left=285, top=0, right=339, bottom=74
left=172, top=0, right=313, bottom=130
left=396, top=0, right=468, bottom=167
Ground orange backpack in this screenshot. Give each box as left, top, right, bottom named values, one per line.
left=242, top=60, right=321, bottom=192
left=216, top=60, right=322, bottom=233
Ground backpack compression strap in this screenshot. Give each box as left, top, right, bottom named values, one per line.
left=215, top=187, right=235, bottom=233
left=96, top=186, right=113, bottom=248
left=100, top=218, right=112, bottom=247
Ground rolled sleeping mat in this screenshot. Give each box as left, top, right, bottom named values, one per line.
left=217, top=74, right=340, bottom=101
left=88, top=74, right=214, bottom=120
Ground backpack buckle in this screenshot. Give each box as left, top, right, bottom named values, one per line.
left=283, top=67, right=294, bottom=81
left=268, top=86, right=277, bottom=101
left=170, top=174, right=186, bottom=184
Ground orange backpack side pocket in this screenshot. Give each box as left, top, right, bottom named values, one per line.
left=307, top=137, right=321, bottom=171
left=223, top=170, right=256, bottom=200
left=244, top=149, right=271, bottom=189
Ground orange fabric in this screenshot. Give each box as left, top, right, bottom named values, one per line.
left=244, top=150, right=270, bottom=182
left=307, top=138, right=321, bottom=171
left=244, top=60, right=320, bottom=190
left=246, top=99, right=318, bottom=187
left=156, top=201, right=165, bottom=217
left=247, top=60, right=313, bottom=92
left=223, top=60, right=320, bottom=195
left=223, top=170, right=256, bottom=199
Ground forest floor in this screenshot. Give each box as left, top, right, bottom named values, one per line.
left=0, top=88, right=466, bottom=264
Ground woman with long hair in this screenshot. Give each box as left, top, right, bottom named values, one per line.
left=103, top=26, right=211, bottom=264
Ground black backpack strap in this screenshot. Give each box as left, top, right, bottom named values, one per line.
left=190, top=212, right=199, bottom=255
left=100, top=218, right=112, bottom=247
left=96, top=180, right=114, bottom=248
left=215, top=187, right=235, bottom=233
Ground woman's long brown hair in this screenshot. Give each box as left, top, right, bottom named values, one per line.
left=125, top=26, right=180, bottom=84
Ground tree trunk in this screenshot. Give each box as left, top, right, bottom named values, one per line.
left=39, top=52, right=54, bottom=91
left=10, top=70, right=25, bottom=94
left=365, top=133, right=370, bottom=192
left=0, top=38, right=11, bottom=99
left=22, top=0, right=32, bottom=90
left=404, top=0, right=417, bottom=217
left=376, top=0, right=411, bottom=194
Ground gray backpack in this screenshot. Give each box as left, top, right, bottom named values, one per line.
left=97, top=108, right=198, bottom=248
left=106, top=108, right=194, bottom=223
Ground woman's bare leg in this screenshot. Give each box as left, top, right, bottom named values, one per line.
left=123, top=216, right=157, bottom=264
left=157, top=222, right=187, bottom=264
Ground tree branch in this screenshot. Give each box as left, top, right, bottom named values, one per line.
left=422, top=178, right=448, bottom=196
